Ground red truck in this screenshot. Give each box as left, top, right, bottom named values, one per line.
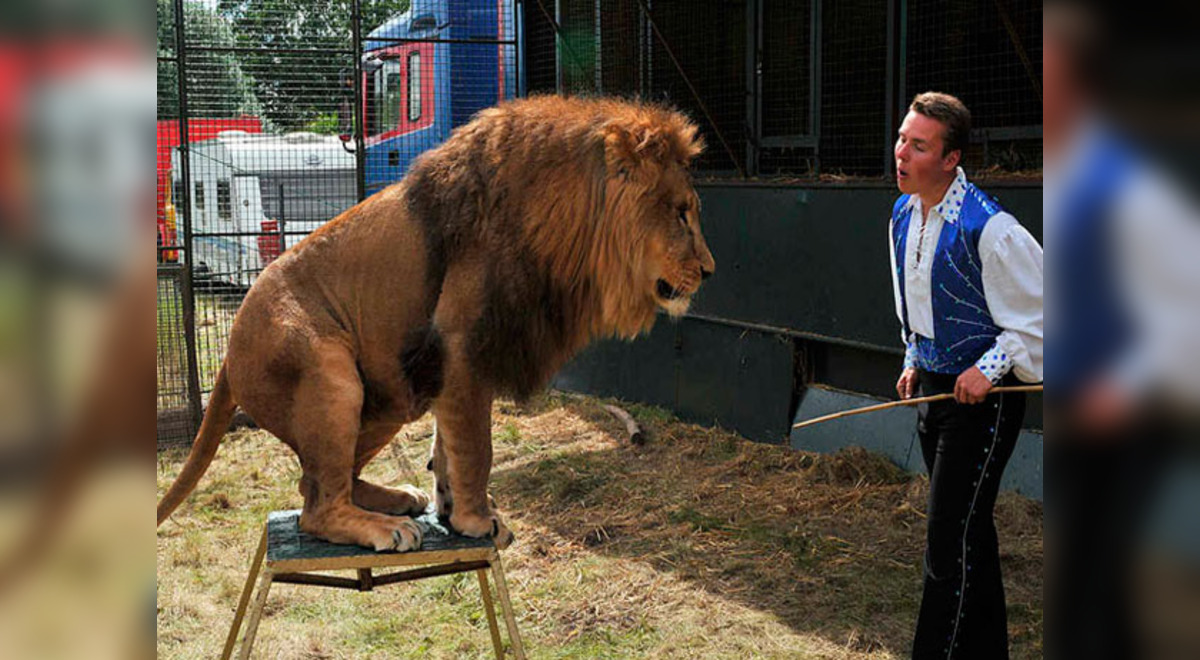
left=156, top=116, right=262, bottom=261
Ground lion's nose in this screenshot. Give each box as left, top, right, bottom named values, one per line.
left=701, top=267, right=713, bottom=281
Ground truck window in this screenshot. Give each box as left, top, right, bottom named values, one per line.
left=194, top=181, right=205, bottom=210
left=408, top=51, right=421, bottom=122
left=374, top=58, right=402, bottom=135
left=217, top=179, right=232, bottom=221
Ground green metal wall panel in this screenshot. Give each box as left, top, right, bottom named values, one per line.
left=675, top=322, right=796, bottom=444
left=691, top=182, right=1042, bottom=351
left=554, top=318, right=796, bottom=444
left=552, top=320, right=679, bottom=410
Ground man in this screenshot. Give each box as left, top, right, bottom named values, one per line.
left=889, top=92, right=1043, bottom=659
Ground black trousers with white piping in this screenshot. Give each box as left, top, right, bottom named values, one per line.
left=911, top=370, right=1026, bottom=660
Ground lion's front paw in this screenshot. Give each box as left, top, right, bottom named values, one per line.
left=449, top=509, right=514, bottom=549
left=378, top=516, right=423, bottom=552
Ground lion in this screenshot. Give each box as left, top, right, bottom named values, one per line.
left=155, top=96, right=715, bottom=551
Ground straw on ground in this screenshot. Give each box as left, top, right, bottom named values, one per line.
left=157, top=392, right=1043, bottom=659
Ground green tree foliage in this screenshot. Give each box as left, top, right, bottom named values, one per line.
left=214, top=0, right=411, bottom=131
left=157, top=0, right=264, bottom=122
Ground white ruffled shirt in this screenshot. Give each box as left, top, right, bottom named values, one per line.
left=889, top=167, right=1044, bottom=383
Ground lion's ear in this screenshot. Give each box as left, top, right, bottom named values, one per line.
left=603, top=120, right=704, bottom=178
left=678, top=125, right=705, bottom=166
left=603, top=122, right=672, bottom=179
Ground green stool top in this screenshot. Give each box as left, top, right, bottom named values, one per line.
left=266, top=505, right=495, bottom=564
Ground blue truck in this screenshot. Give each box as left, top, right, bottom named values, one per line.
left=360, top=0, right=518, bottom=194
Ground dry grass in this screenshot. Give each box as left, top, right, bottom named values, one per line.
left=157, top=392, right=1043, bottom=659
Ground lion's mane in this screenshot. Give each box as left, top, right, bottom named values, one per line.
left=402, top=95, right=704, bottom=400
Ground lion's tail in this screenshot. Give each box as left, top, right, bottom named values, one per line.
left=157, top=366, right=237, bottom=527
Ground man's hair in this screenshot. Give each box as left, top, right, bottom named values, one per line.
left=910, top=92, right=971, bottom=157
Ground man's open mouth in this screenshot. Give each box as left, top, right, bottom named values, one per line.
left=656, top=279, right=685, bottom=301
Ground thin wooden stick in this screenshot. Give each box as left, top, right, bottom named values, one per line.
left=603, top=404, right=645, bottom=445
left=791, top=385, right=1043, bottom=430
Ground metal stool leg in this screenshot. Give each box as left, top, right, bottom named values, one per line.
left=237, top=569, right=275, bottom=659
left=476, top=569, right=504, bottom=659
left=222, top=526, right=268, bottom=660
left=489, top=554, right=525, bottom=660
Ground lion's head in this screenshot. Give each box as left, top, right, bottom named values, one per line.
left=410, top=96, right=717, bottom=398
left=617, top=148, right=715, bottom=320
left=596, top=99, right=714, bottom=329
left=490, top=96, right=714, bottom=340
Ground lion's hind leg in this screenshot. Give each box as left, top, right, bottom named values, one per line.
left=300, top=500, right=424, bottom=552
left=349, top=423, right=431, bottom=517
left=290, top=344, right=423, bottom=552
left=352, top=480, right=430, bottom=517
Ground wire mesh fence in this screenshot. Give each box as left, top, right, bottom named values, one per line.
left=156, top=265, right=196, bottom=447
left=522, top=0, right=1042, bottom=179
left=156, top=0, right=1041, bottom=444
left=523, top=0, right=751, bottom=175
left=758, top=0, right=817, bottom=176
left=156, top=0, right=519, bottom=444
left=905, top=0, right=1043, bottom=174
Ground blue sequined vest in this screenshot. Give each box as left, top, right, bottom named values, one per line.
left=891, top=183, right=1005, bottom=374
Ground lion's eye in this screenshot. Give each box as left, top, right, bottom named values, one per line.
left=677, top=208, right=689, bottom=226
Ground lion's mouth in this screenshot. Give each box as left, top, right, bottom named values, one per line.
left=656, top=279, right=685, bottom=301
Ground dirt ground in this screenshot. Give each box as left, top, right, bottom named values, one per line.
left=156, top=392, right=1043, bottom=659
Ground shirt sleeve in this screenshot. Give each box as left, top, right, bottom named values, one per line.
left=903, top=339, right=918, bottom=371
left=975, top=342, right=1013, bottom=384
left=978, top=213, right=1044, bottom=383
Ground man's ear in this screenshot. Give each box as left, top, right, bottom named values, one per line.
left=942, top=148, right=962, bottom=172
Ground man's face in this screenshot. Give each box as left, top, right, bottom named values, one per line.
left=894, top=110, right=959, bottom=197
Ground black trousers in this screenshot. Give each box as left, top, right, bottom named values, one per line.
left=912, top=370, right=1026, bottom=660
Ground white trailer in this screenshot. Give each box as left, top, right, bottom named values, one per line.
left=173, top=131, right=357, bottom=288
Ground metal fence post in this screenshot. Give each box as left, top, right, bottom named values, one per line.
left=277, top=183, right=287, bottom=252
left=885, top=0, right=897, bottom=176
left=594, top=0, right=602, bottom=94
left=810, top=0, right=823, bottom=175
left=173, top=0, right=203, bottom=433
left=515, top=0, right=526, bottom=97
left=898, top=0, right=908, bottom=131
left=555, top=0, right=563, bottom=93
left=352, top=0, right=367, bottom=203
left=745, top=0, right=761, bottom=178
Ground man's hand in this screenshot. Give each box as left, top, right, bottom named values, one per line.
left=896, top=367, right=918, bottom=400
left=955, top=366, right=993, bottom=404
